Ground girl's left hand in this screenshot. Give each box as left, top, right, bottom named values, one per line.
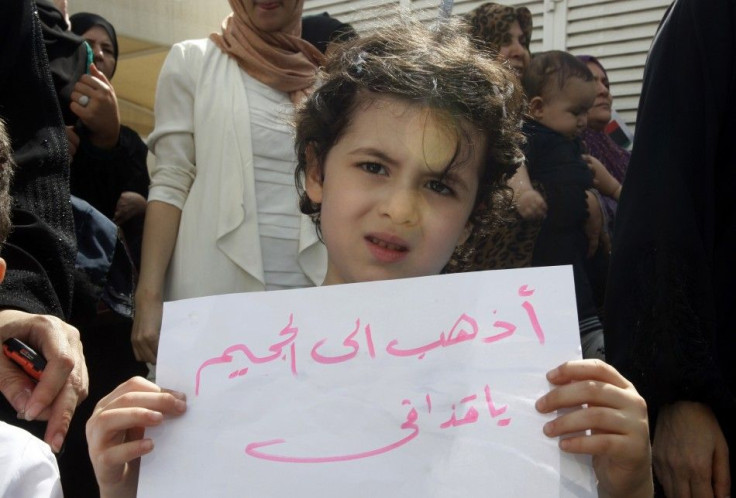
left=535, top=360, right=653, bottom=498
left=86, top=376, right=186, bottom=498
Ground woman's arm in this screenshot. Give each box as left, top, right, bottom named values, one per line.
left=131, top=201, right=182, bottom=364
left=131, top=41, right=203, bottom=364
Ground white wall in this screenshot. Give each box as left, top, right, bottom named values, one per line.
left=69, top=0, right=233, bottom=45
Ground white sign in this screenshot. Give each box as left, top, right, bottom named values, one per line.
left=139, top=266, right=596, bottom=497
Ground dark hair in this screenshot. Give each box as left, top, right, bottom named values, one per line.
left=294, top=17, right=526, bottom=272
left=301, top=12, right=357, bottom=54
left=522, top=50, right=593, bottom=99
left=577, top=55, right=609, bottom=90
left=0, top=119, right=16, bottom=246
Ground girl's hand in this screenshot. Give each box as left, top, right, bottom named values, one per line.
left=583, top=155, right=621, bottom=200
left=86, top=377, right=186, bottom=498
left=535, top=360, right=653, bottom=498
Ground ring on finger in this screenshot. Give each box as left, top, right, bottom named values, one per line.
left=79, top=95, right=90, bottom=107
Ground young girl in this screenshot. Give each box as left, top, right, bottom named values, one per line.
left=87, top=19, right=653, bottom=498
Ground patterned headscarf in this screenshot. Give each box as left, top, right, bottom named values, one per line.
left=465, top=2, right=532, bottom=53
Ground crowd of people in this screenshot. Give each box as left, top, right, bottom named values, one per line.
left=0, top=0, right=733, bottom=496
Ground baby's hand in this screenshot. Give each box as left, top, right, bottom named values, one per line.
left=583, top=155, right=621, bottom=200
left=515, top=188, right=548, bottom=220
left=535, top=360, right=653, bottom=498
left=86, top=376, right=186, bottom=498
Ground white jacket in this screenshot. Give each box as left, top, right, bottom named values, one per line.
left=148, top=39, right=326, bottom=301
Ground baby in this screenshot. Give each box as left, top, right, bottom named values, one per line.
left=521, top=50, right=609, bottom=361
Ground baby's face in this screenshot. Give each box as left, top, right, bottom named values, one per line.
left=537, top=77, right=596, bottom=139
left=305, top=95, right=485, bottom=286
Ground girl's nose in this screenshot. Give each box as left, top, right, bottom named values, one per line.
left=381, top=187, right=420, bottom=226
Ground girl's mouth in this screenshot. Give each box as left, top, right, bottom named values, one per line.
left=365, top=235, right=409, bottom=263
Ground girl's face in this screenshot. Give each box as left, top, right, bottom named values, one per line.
left=306, top=96, right=485, bottom=286
left=586, top=62, right=613, bottom=131
left=244, top=0, right=300, bottom=32
left=497, top=20, right=530, bottom=76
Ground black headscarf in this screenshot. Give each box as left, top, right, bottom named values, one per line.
left=301, top=12, right=356, bottom=54
left=69, top=12, right=118, bottom=77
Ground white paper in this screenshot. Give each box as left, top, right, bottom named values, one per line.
left=139, top=266, right=596, bottom=497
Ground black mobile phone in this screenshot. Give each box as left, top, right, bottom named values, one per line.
left=2, top=338, right=46, bottom=381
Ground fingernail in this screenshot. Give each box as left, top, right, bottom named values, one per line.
left=546, top=367, right=560, bottom=381
left=174, top=399, right=186, bottom=412
left=171, top=390, right=186, bottom=401
left=25, top=402, right=43, bottom=421
left=13, top=388, right=32, bottom=417
left=534, top=396, right=545, bottom=411
left=51, top=433, right=65, bottom=454
left=141, top=439, right=154, bottom=452
left=543, top=421, right=554, bottom=436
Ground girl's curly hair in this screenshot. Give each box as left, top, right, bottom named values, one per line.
left=294, top=17, right=526, bottom=272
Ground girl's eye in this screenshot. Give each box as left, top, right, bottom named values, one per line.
left=426, top=179, right=453, bottom=196
left=360, top=162, right=387, bottom=175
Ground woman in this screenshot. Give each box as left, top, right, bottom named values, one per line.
left=132, top=0, right=327, bottom=364
left=578, top=55, right=630, bottom=234
left=69, top=12, right=150, bottom=268
left=461, top=2, right=545, bottom=271
left=465, top=2, right=533, bottom=77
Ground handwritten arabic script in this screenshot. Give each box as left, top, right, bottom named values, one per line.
left=139, top=267, right=596, bottom=498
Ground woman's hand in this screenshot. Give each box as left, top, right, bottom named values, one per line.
left=131, top=292, right=163, bottom=364
left=584, top=190, right=604, bottom=257
left=535, top=360, right=653, bottom=498
left=0, top=310, right=89, bottom=452
left=86, top=376, right=186, bottom=498
left=114, top=192, right=147, bottom=225
left=516, top=188, right=548, bottom=220
left=653, top=401, right=731, bottom=498
left=70, top=64, right=121, bottom=149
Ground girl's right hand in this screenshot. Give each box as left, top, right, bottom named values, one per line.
left=131, top=293, right=163, bottom=364
left=535, top=360, right=653, bottom=498
left=86, top=377, right=186, bottom=498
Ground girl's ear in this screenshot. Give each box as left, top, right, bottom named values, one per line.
left=304, top=144, right=324, bottom=204
left=528, top=96, right=545, bottom=121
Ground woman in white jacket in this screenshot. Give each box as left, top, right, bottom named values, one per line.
left=132, top=0, right=327, bottom=364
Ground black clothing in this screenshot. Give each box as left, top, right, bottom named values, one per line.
left=70, top=125, right=149, bottom=221
left=37, top=0, right=89, bottom=127
left=523, top=119, right=600, bottom=323
left=604, top=0, right=736, bottom=479
left=1, top=4, right=146, bottom=497
left=0, top=0, right=77, bottom=319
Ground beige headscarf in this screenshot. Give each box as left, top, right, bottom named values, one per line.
left=210, top=0, right=324, bottom=104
